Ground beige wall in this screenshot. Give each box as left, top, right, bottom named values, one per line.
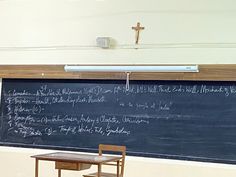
left=0, top=0, right=236, bottom=177
left=0, top=0, right=236, bottom=64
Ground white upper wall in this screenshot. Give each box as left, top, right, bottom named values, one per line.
left=0, top=0, right=236, bottom=64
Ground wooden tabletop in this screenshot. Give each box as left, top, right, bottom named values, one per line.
left=31, top=152, right=122, bottom=164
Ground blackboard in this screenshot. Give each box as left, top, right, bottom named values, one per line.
left=1, top=79, right=236, bottom=164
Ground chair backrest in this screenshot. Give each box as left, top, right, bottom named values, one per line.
left=99, top=144, right=126, bottom=177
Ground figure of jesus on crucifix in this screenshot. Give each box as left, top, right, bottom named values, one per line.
left=132, top=22, right=145, bottom=45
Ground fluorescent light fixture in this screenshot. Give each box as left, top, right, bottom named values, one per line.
left=64, top=65, right=199, bottom=72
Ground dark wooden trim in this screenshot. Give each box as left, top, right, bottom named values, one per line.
left=0, top=65, right=236, bottom=81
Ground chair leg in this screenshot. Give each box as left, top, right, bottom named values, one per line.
left=58, top=169, right=61, bottom=177
left=117, top=161, right=120, bottom=177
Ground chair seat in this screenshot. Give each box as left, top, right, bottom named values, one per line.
left=83, top=172, right=119, bottom=177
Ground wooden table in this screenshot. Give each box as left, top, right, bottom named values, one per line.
left=31, top=152, right=122, bottom=177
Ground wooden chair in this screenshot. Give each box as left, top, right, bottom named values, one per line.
left=83, top=144, right=126, bottom=177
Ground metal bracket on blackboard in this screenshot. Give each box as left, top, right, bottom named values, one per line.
left=126, top=72, right=131, bottom=91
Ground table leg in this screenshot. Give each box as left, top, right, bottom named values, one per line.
left=116, top=161, right=120, bottom=177
left=35, top=159, right=39, bottom=177
left=97, top=164, right=101, bottom=177
left=58, top=169, right=61, bottom=177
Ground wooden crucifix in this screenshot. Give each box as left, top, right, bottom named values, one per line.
left=132, top=22, right=145, bottom=45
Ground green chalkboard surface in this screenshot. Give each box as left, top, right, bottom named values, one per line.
left=1, top=79, right=236, bottom=164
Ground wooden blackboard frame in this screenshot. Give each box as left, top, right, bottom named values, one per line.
left=0, top=64, right=235, bottom=81
left=1, top=65, right=236, bottom=164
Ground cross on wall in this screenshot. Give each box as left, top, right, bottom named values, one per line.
left=132, top=22, right=145, bottom=45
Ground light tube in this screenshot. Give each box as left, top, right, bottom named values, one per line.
left=64, top=65, right=199, bottom=72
